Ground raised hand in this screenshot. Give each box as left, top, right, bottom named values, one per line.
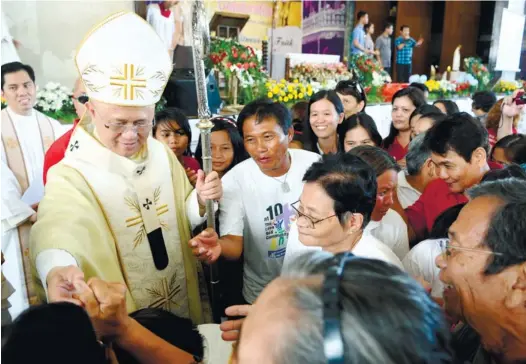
left=189, top=228, right=221, bottom=263
left=503, top=89, right=525, bottom=118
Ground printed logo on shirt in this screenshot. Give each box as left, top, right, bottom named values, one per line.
left=264, top=203, right=294, bottom=258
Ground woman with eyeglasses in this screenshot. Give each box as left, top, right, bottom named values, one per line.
left=302, top=90, right=345, bottom=155
left=334, top=79, right=367, bottom=118
left=283, top=153, right=403, bottom=271
left=383, top=87, right=426, bottom=164
left=338, top=112, right=383, bottom=152
left=153, top=107, right=200, bottom=186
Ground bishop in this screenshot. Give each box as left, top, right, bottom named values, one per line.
left=30, top=12, right=222, bottom=324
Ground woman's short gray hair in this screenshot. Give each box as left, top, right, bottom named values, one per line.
left=276, top=251, right=452, bottom=364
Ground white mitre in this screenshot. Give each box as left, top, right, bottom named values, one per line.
left=75, top=11, right=172, bottom=106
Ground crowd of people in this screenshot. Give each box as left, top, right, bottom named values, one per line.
left=351, top=10, right=424, bottom=82
left=2, top=10, right=526, bottom=364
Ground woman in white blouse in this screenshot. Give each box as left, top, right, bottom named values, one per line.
left=283, top=153, right=403, bottom=271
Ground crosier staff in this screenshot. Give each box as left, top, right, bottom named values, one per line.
left=191, top=0, right=221, bottom=323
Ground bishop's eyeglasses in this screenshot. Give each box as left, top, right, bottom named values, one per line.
left=104, top=120, right=154, bottom=134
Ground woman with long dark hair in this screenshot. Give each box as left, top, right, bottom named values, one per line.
left=194, top=116, right=249, bottom=312
left=484, top=96, right=523, bottom=148
left=338, top=112, right=383, bottom=152
left=195, top=116, right=249, bottom=178
left=383, top=87, right=426, bottom=162
left=302, top=90, right=345, bottom=154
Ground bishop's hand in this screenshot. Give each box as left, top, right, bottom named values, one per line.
left=46, top=265, right=85, bottom=306
left=77, top=277, right=131, bottom=340
left=189, top=228, right=221, bottom=263
left=195, top=170, right=222, bottom=205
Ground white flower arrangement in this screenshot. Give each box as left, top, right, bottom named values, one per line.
left=309, top=81, right=323, bottom=94
left=229, top=65, right=255, bottom=89
left=372, top=72, right=384, bottom=87
left=35, top=82, right=73, bottom=112
left=438, top=79, right=456, bottom=92
left=324, top=79, right=338, bottom=91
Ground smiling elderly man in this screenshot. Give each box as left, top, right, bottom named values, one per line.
left=436, top=178, right=526, bottom=364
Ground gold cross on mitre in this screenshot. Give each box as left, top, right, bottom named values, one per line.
left=110, top=64, right=147, bottom=100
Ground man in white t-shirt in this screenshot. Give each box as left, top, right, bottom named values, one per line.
left=397, top=133, right=436, bottom=208
left=282, top=153, right=403, bottom=271
left=190, top=100, right=320, bottom=303
left=349, top=146, right=409, bottom=260
left=402, top=239, right=443, bottom=298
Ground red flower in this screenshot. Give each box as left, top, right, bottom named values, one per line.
left=226, top=62, right=232, bottom=68
left=243, top=63, right=249, bottom=70
left=241, top=53, right=247, bottom=60
left=236, top=62, right=242, bottom=68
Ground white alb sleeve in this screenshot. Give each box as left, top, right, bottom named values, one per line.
left=36, top=249, right=78, bottom=299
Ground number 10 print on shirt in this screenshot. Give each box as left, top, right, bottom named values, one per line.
left=264, top=203, right=294, bottom=259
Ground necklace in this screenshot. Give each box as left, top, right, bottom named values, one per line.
left=270, top=153, right=291, bottom=193
left=271, top=173, right=290, bottom=193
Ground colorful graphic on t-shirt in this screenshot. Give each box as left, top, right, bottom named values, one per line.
left=264, top=203, right=295, bottom=258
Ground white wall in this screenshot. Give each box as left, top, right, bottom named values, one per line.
left=2, top=0, right=134, bottom=89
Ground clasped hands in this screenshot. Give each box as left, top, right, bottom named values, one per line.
left=47, top=266, right=131, bottom=340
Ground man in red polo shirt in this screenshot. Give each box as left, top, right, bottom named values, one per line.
left=405, top=113, right=498, bottom=241
left=43, top=79, right=86, bottom=184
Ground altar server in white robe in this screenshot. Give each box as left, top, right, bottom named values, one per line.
left=146, top=1, right=178, bottom=59
left=1, top=61, right=66, bottom=320
left=30, top=12, right=222, bottom=324
left=1, top=11, right=21, bottom=65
